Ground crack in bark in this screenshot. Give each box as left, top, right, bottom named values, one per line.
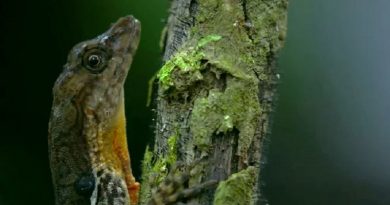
left=241, top=0, right=255, bottom=42
left=163, top=0, right=198, bottom=61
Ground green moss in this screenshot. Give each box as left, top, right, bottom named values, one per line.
left=157, top=34, right=222, bottom=91
left=167, top=133, right=178, bottom=163
left=182, top=0, right=287, bottom=161
left=139, top=134, right=179, bottom=204
left=213, top=166, right=257, bottom=205
left=190, top=78, right=260, bottom=156
left=145, top=0, right=288, bottom=204
left=139, top=146, right=153, bottom=204
left=197, top=34, right=221, bottom=48
left=152, top=135, right=178, bottom=179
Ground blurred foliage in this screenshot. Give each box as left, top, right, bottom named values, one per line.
left=264, top=1, right=390, bottom=204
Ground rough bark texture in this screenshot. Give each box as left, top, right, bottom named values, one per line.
left=140, top=0, right=288, bottom=204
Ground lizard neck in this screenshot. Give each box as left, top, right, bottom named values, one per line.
left=84, top=90, right=140, bottom=205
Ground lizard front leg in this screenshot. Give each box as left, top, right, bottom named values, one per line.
left=146, top=161, right=218, bottom=205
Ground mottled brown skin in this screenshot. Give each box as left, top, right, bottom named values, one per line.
left=48, top=16, right=141, bottom=205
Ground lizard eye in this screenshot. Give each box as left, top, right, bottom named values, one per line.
left=82, top=48, right=109, bottom=74
left=88, top=55, right=101, bottom=67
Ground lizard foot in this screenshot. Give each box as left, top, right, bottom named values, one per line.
left=147, top=162, right=218, bottom=205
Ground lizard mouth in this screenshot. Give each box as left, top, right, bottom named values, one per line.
left=101, top=15, right=141, bottom=56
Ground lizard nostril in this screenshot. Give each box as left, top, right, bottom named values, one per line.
left=74, top=173, right=96, bottom=197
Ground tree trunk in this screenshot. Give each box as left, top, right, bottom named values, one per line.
left=140, top=0, right=288, bottom=204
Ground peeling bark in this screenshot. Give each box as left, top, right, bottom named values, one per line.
left=141, top=0, right=288, bottom=204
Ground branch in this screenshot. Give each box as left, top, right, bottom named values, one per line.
left=140, top=0, right=288, bottom=204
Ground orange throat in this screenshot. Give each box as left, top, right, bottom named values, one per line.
left=98, top=103, right=140, bottom=205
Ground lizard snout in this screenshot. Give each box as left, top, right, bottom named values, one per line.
left=102, top=15, right=141, bottom=55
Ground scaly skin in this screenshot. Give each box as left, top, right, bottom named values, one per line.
left=48, top=16, right=141, bottom=205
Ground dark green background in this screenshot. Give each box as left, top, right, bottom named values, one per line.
left=1, top=0, right=390, bottom=204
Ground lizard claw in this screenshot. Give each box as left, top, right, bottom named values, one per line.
left=147, top=161, right=218, bottom=205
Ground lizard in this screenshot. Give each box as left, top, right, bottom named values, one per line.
left=48, top=16, right=217, bottom=205
left=48, top=16, right=141, bottom=205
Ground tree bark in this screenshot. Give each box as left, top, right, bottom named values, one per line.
left=140, top=0, right=288, bottom=204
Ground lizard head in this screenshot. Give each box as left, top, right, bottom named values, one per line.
left=53, top=15, right=140, bottom=107
left=49, top=16, right=140, bottom=205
